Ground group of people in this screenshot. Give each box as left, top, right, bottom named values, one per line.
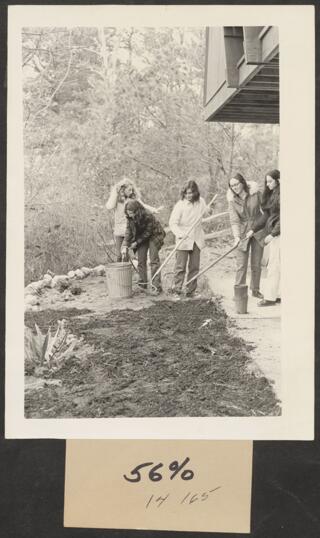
left=227, top=169, right=280, bottom=306
left=105, top=169, right=281, bottom=305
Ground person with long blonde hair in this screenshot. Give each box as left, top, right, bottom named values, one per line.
left=106, top=177, right=162, bottom=262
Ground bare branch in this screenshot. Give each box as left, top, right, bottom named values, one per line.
left=26, top=30, right=74, bottom=126
left=127, top=155, right=172, bottom=179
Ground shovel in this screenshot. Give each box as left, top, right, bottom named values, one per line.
left=151, top=193, right=218, bottom=284
left=185, top=242, right=240, bottom=287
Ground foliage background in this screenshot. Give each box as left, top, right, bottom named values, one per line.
left=23, top=27, right=279, bottom=282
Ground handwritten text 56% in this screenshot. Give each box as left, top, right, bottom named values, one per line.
left=123, top=457, right=194, bottom=483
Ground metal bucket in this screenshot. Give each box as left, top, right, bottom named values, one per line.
left=106, top=262, right=133, bottom=299
left=234, top=284, right=248, bottom=314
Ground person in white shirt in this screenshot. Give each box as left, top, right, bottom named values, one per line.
left=106, top=178, right=162, bottom=262
left=169, top=180, right=208, bottom=297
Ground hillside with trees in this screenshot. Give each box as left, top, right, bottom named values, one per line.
left=23, top=26, right=279, bottom=282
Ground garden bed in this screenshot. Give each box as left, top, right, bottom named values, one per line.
left=24, top=298, right=280, bottom=418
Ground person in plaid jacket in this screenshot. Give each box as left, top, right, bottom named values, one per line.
left=121, top=200, right=166, bottom=294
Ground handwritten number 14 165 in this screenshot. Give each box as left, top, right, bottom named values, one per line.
left=123, top=457, right=194, bottom=483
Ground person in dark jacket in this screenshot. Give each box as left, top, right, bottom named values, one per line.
left=227, top=173, right=265, bottom=298
left=246, top=169, right=280, bottom=306
left=121, top=200, right=166, bottom=294
left=106, top=178, right=162, bottom=262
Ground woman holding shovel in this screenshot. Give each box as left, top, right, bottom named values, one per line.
left=121, top=200, right=166, bottom=294
left=169, top=180, right=210, bottom=298
left=246, top=169, right=280, bottom=306
left=106, top=178, right=162, bottom=262
left=227, top=173, right=265, bottom=298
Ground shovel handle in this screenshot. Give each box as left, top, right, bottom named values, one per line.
left=185, top=243, right=238, bottom=286
left=151, top=193, right=218, bottom=283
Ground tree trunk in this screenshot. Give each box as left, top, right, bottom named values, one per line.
left=97, top=28, right=108, bottom=73
left=228, top=123, right=235, bottom=176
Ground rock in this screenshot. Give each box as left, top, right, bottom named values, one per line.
left=42, top=274, right=53, bottom=287
left=25, top=295, right=40, bottom=306
left=24, top=285, right=39, bottom=296
left=67, top=270, right=76, bottom=278
left=92, top=264, right=106, bottom=276
left=25, top=280, right=45, bottom=295
left=51, top=275, right=69, bottom=289
left=51, top=276, right=60, bottom=288
left=34, top=279, right=46, bottom=290
left=80, top=266, right=91, bottom=277
left=74, top=269, right=85, bottom=279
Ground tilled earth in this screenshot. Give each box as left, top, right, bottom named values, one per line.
left=24, top=298, right=280, bottom=418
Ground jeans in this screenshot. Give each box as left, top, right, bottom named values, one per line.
left=114, top=235, right=124, bottom=262
left=173, top=243, right=200, bottom=294
left=136, top=240, right=162, bottom=291
left=235, top=237, right=264, bottom=291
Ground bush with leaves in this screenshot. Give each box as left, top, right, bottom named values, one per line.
left=24, top=320, right=92, bottom=376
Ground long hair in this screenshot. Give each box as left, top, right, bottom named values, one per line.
left=180, top=180, right=200, bottom=202
left=124, top=199, right=148, bottom=224
left=262, top=169, right=280, bottom=206
left=118, top=177, right=141, bottom=200
left=228, top=173, right=249, bottom=195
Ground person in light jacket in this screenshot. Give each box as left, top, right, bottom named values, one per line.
left=169, top=180, right=209, bottom=297
left=227, top=173, right=265, bottom=298
left=246, top=169, right=280, bottom=306
left=121, top=200, right=166, bottom=294
left=106, top=178, right=162, bottom=262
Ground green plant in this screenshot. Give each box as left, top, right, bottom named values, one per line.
left=25, top=320, right=79, bottom=374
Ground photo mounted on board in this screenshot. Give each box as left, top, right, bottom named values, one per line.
left=6, top=5, right=314, bottom=439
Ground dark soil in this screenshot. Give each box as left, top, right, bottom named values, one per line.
left=25, top=308, right=93, bottom=331
left=24, top=299, right=280, bottom=418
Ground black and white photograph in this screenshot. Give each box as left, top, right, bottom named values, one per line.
left=6, top=5, right=314, bottom=439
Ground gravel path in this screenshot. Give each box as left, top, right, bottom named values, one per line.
left=206, top=250, right=281, bottom=401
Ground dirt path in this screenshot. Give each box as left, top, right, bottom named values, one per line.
left=204, top=247, right=281, bottom=400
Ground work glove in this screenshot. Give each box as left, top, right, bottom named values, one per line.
left=245, top=230, right=254, bottom=239
left=264, top=234, right=274, bottom=245
left=154, top=206, right=164, bottom=214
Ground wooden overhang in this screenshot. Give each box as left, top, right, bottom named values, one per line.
left=204, top=26, right=279, bottom=124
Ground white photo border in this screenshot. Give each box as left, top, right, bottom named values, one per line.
left=6, top=4, right=315, bottom=439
